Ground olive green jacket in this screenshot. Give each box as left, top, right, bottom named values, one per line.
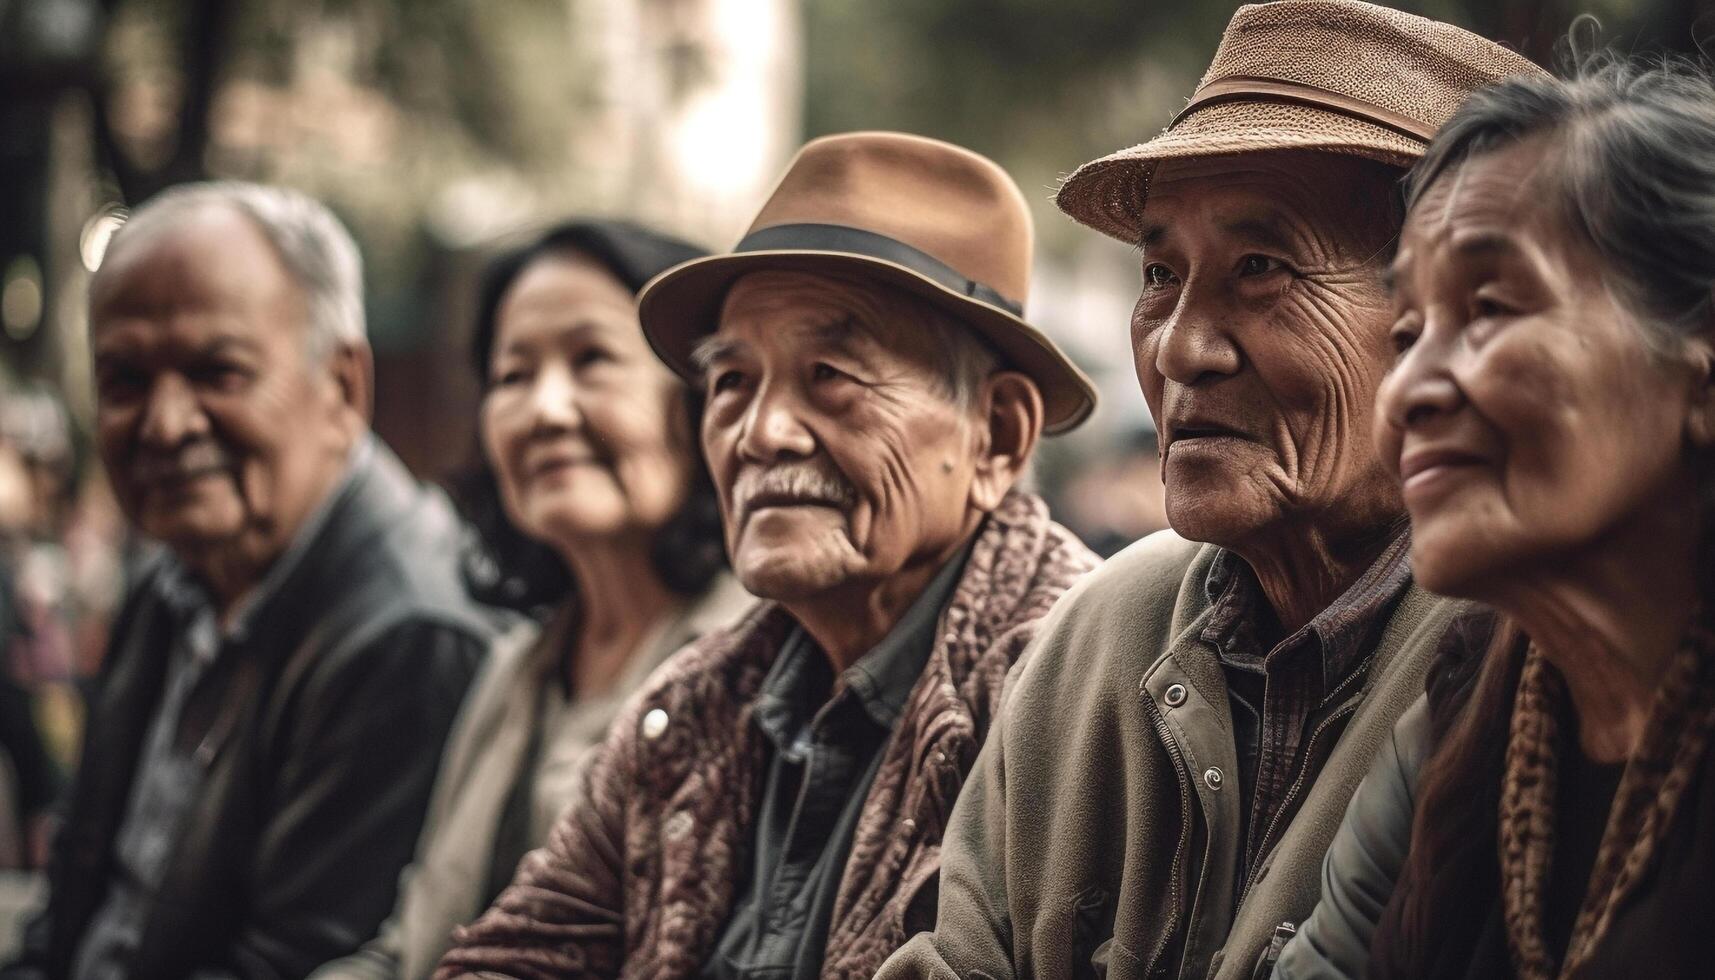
left=877, top=529, right=1469, bottom=980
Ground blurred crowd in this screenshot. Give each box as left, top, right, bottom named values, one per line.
left=2, top=1, right=1714, bottom=979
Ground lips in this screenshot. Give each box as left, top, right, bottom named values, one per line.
left=522, top=437, right=603, bottom=480
left=132, top=442, right=233, bottom=488
left=739, top=490, right=846, bottom=524
left=1164, top=418, right=1251, bottom=451
left=1398, top=446, right=1487, bottom=484
left=525, top=451, right=600, bottom=479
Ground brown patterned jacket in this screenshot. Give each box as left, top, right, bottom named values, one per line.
left=435, top=490, right=1098, bottom=979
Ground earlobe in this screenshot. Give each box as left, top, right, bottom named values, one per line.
left=967, top=371, right=1044, bottom=512
left=1686, top=342, right=1715, bottom=449
left=329, top=342, right=375, bottom=427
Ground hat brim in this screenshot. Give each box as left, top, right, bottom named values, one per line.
left=1057, top=100, right=1422, bottom=243
left=638, top=250, right=1098, bottom=434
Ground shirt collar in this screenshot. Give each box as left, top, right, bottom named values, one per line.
left=1200, top=522, right=1414, bottom=690
left=753, top=535, right=976, bottom=747
left=153, top=436, right=372, bottom=651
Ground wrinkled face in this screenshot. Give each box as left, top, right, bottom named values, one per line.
left=1133, top=151, right=1405, bottom=549
left=697, top=271, right=981, bottom=602
left=1379, top=137, right=1705, bottom=596
left=90, top=204, right=360, bottom=565
left=482, top=254, right=693, bottom=548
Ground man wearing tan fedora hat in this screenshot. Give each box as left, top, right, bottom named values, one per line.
left=879, top=4, right=1544, bottom=980
left=435, top=132, right=1100, bottom=979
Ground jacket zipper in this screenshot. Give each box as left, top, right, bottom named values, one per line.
left=1238, top=661, right=1371, bottom=897
left=1140, top=689, right=1194, bottom=976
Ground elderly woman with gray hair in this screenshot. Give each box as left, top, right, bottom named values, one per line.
left=1276, top=59, right=1715, bottom=980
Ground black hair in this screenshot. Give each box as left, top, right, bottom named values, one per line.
left=453, top=220, right=726, bottom=614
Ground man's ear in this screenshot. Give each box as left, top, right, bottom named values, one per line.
left=968, top=371, right=1044, bottom=512
left=1685, top=335, right=1715, bottom=450
left=326, top=341, right=375, bottom=429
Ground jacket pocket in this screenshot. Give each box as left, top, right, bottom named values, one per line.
left=1073, top=886, right=1114, bottom=980
left=1094, top=937, right=1149, bottom=979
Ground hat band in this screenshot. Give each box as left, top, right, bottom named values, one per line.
left=1170, top=74, right=1440, bottom=144
left=735, top=223, right=1024, bottom=317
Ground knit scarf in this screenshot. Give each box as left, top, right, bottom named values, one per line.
left=1498, top=618, right=1715, bottom=979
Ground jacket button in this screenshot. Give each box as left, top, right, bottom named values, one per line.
left=641, top=708, right=669, bottom=740
left=1164, top=683, right=1187, bottom=707
left=664, top=810, right=693, bottom=840
left=1203, top=767, right=1224, bottom=790
left=935, top=751, right=948, bottom=765
left=902, top=818, right=917, bottom=832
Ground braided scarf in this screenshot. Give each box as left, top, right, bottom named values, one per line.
left=1498, top=618, right=1715, bottom=979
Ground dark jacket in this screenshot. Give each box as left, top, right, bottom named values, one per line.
left=1279, top=617, right=1715, bottom=980
left=1272, top=699, right=1431, bottom=979
left=435, top=490, right=1099, bottom=980
left=5, top=443, right=494, bottom=980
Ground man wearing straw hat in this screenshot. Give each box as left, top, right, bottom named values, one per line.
left=879, top=4, right=1542, bottom=979
left=435, top=132, right=1100, bottom=979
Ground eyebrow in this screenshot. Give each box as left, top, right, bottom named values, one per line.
left=494, top=318, right=611, bottom=357
left=1221, top=216, right=1298, bottom=254
left=805, top=315, right=868, bottom=358
left=1385, top=228, right=1529, bottom=294
left=94, top=332, right=261, bottom=363
left=691, top=314, right=870, bottom=373
left=689, top=334, right=742, bottom=373
left=1136, top=214, right=1297, bottom=255
left=1450, top=230, right=1523, bottom=260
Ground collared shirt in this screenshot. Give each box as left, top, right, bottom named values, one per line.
left=702, top=543, right=972, bottom=980
left=72, top=439, right=369, bottom=980
left=1198, top=525, right=1412, bottom=905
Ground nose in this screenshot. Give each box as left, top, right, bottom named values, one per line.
left=1152, top=298, right=1242, bottom=386
left=137, top=374, right=211, bottom=449
left=735, top=381, right=815, bottom=464
left=1382, top=321, right=1464, bottom=430
left=527, top=362, right=583, bottom=434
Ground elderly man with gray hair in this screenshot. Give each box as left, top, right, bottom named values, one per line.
left=437, top=132, right=1099, bottom=980
left=3, top=182, right=493, bottom=980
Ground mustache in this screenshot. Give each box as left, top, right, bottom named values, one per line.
left=732, top=462, right=856, bottom=520
left=131, top=440, right=234, bottom=484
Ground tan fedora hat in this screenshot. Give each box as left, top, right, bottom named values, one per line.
left=638, top=132, right=1098, bottom=434
left=1057, top=0, right=1545, bottom=243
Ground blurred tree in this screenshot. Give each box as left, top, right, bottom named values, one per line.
left=803, top=0, right=1708, bottom=252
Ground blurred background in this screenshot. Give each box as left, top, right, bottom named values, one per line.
left=0, top=0, right=1708, bottom=918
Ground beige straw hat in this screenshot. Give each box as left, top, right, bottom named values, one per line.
left=1056, top=0, right=1546, bottom=243
left=638, top=132, right=1098, bottom=434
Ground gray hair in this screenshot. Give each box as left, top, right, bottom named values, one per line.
left=919, top=304, right=1003, bottom=411
left=1406, top=57, right=1715, bottom=355
left=1405, top=55, right=1715, bottom=602
left=106, top=181, right=367, bottom=357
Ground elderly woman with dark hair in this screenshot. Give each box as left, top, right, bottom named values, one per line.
left=1274, top=59, right=1715, bottom=980
left=313, top=221, right=750, bottom=980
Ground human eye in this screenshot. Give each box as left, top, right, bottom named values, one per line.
left=96, top=363, right=148, bottom=402
left=1389, top=314, right=1423, bottom=357
left=1143, top=263, right=1180, bottom=290
left=190, top=360, right=252, bottom=392
left=573, top=346, right=615, bottom=369
left=708, top=367, right=746, bottom=395
left=489, top=364, right=530, bottom=389
left=1237, top=254, right=1288, bottom=277
left=1472, top=293, right=1518, bottom=319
